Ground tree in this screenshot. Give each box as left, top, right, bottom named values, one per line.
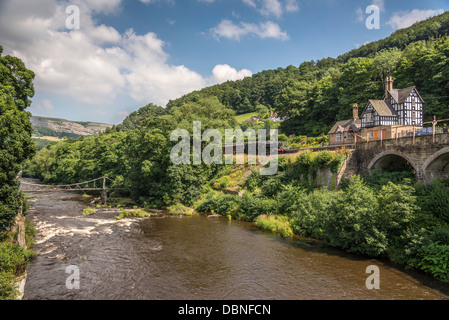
left=0, top=46, right=36, bottom=230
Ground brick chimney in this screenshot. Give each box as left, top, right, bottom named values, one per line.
left=385, top=76, right=393, bottom=100
left=353, top=103, right=359, bottom=120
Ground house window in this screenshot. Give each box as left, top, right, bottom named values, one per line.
left=369, top=131, right=374, bottom=139
left=336, top=133, right=342, bottom=142
left=347, top=133, right=354, bottom=140
left=366, top=113, right=372, bottom=123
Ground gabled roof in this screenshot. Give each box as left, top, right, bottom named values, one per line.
left=388, top=86, right=425, bottom=104
left=368, top=100, right=397, bottom=117
left=328, top=118, right=361, bottom=134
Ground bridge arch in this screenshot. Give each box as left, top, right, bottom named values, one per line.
left=421, top=147, right=449, bottom=182
left=368, top=150, right=419, bottom=175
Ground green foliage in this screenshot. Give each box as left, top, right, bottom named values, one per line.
left=415, top=181, right=449, bottom=223
left=196, top=193, right=240, bottom=217
left=82, top=208, right=96, bottom=216
left=0, top=48, right=36, bottom=231
left=116, top=209, right=151, bottom=220
left=33, top=125, right=81, bottom=139
left=365, top=169, right=416, bottom=189
left=290, top=188, right=336, bottom=239
left=323, top=176, right=387, bottom=257
left=255, top=215, right=293, bottom=238
left=0, top=270, right=18, bottom=300
left=167, top=203, right=194, bottom=216
left=115, top=103, right=168, bottom=132
left=417, top=243, right=449, bottom=281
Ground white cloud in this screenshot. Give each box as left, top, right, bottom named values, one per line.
left=211, top=19, right=289, bottom=41
left=386, top=9, right=445, bottom=30
left=209, top=64, right=252, bottom=84
left=285, top=0, right=299, bottom=12
left=0, top=0, right=254, bottom=109
left=260, top=0, right=283, bottom=18
left=356, top=7, right=364, bottom=22
left=239, top=0, right=299, bottom=17
left=372, top=0, right=385, bottom=12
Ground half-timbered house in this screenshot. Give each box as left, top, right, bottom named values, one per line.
left=329, top=77, right=425, bottom=146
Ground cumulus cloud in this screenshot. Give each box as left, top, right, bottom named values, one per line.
left=209, top=64, right=252, bottom=84
left=211, top=19, right=289, bottom=41
left=0, top=0, right=252, bottom=109
left=386, top=9, right=445, bottom=30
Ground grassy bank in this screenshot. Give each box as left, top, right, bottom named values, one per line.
left=0, top=220, right=36, bottom=300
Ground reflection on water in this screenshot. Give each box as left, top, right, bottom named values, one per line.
left=23, top=189, right=449, bottom=300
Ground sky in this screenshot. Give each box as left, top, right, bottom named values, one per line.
left=0, top=0, right=448, bottom=124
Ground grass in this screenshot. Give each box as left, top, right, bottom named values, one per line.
left=167, top=203, right=195, bottom=216
left=235, top=112, right=259, bottom=124
left=255, top=215, right=293, bottom=238
left=0, top=219, right=37, bottom=300
left=82, top=208, right=96, bottom=216
left=116, top=209, right=151, bottom=220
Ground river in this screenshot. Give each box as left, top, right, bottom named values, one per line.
left=22, top=182, right=449, bottom=300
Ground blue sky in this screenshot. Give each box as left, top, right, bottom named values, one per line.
left=0, top=0, right=448, bottom=124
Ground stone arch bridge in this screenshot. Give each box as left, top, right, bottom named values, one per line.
left=343, top=133, right=449, bottom=183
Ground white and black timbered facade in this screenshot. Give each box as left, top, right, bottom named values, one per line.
left=386, top=87, right=424, bottom=126
left=361, top=100, right=398, bottom=128
left=361, top=81, right=424, bottom=129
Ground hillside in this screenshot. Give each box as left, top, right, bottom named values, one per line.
left=31, top=116, right=113, bottom=150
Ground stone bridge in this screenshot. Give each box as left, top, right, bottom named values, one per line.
left=343, top=133, right=449, bottom=183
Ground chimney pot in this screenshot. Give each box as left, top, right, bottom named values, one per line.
left=353, top=103, right=359, bottom=120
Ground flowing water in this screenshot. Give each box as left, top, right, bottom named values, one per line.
left=22, top=181, right=449, bottom=300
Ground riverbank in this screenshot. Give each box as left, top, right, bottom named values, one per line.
left=0, top=217, right=36, bottom=300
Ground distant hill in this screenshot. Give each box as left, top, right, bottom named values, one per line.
left=31, top=116, right=113, bottom=150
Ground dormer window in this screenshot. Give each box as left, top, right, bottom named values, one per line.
left=336, top=133, right=342, bottom=142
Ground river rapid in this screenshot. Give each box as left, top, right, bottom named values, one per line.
left=22, top=181, right=449, bottom=300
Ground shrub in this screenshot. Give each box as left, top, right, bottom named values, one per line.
left=238, top=193, right=276, bottom=222
left=417, top=242, right=449, bottom=281
left=323, top=176, right=387, bottom=257
left=0, top=271, right=18, bottom=300
left=291, top=188, right=336, bottom=239
left=196, top=194, right=240, bottom=217
left=416, top=181, right=449, bottom=223
left=167, top=203, right=194, bottom=216
left=0, top=242, right=34, bottom=275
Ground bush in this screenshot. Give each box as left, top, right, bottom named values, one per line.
left=196, top=194, right=240, bottom=217
left=238, top=193, right=276, bottom=222
left=167, top=203, right=194, bottom=216
left=291, top=188, right=336, bottom=239
left=417, top=242, right=449, bottom=281
left=0, top=242, right=35, bottom=276
left=323, top=176, right=387, bottom=257
left=0, top=271, right=18, bottom=300
left=415, top=181, right=449, bottom=223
